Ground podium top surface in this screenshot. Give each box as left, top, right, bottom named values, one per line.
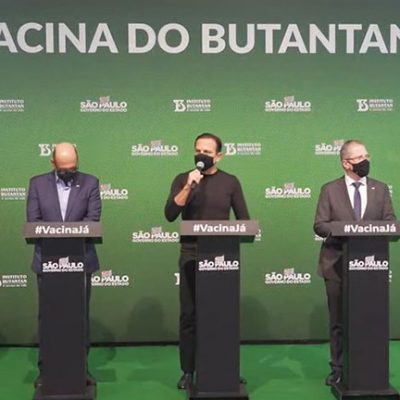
left=180, top=220, right=259, bottom=236
left=23, top=222, right=102, bottom=239
left=330, top=220, right=400, bottom=237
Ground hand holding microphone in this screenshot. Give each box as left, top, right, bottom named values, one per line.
left=189, top=161, right=205, bottom=189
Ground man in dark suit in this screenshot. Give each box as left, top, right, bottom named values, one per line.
left=314, top=139, right=396, bottom=386
left=27, top=142, right=101, bottom=388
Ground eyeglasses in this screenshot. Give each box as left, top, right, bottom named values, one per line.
left=346, top=154, right=370, bottom=162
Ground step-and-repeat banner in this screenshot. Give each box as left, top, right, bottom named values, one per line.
left=1, top=0, right=400, bottom=344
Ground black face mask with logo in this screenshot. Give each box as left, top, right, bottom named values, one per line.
left=350, top=159, right=370, bottom=178
left=57, top=170, right=77, bottom=184
left=194, top=153, right=215, bottom=172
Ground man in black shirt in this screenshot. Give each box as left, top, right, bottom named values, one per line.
left=165, top=133, right=249, bottom=390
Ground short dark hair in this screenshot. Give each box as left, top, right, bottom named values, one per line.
left=340, top=140, right=365, bottom=160
left=194, top=133, right=222, bottom=153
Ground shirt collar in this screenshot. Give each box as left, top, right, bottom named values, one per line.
left=345, top=174, right=367, bottom=187
left=54, top=171, right=72, bottom=188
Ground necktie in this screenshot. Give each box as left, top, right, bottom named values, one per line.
left=352, top=182, right=362, bottom=220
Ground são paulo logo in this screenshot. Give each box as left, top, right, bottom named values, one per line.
left=349, top=255, right=389, bottom=271
left=315, top=139, right=344, bottom=156
left=265, top=268, right=311, bottom=285
left=92, top=269, right=130, bottom=287
left=80, top=96, right=127, bottom=112
left=42, top=257, right=84, bottom=273
left=131, top=140, right=179, bottom=156
left=100, top=183, right=129, bottom=200
left=265, top=96, right=311, bottom=112
left=198, top=255, right=239, bottom=271
left=132, top=226, right=179, bottom=243
left=265, top=182, right=311, bottom=199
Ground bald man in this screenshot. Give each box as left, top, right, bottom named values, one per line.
left=27, top=143, right=101, bottom=388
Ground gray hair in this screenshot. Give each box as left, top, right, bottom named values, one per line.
left=339, top=140, right=365, bottom=161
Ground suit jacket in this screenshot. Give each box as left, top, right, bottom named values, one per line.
left=27, top=171, right=101, bottom=273
left=313, top=176, right=396, bottom=281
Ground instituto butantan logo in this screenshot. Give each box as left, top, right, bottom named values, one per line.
left=265, top=182, right=312, bottom=199
left=265, top=96, right=311, bottom=112
left=199, top=255, right=239, bottom=271
left=173, top=99, right=211, bottom=112
left=100, top=183, right=129, bottom=200
left=315, top=140, right=344, bottom=156
left=81, top=96, right=128, bottom=112
left=0, top=99, right=24, bottom=112
left=356, top=99, right=394, bottom=112
left=131, top=140, right=179, bottom=156
left=92, top=269, right=130, bottom=287
left=349, top=255, right=389, bottom=271
left=132, top=226, right=179, bottom=243
left=39, top=143, right=77, bottom=157
left=0, top=274, right=28, bottom=288
left=42, top=257, right=84, bottom=273
left=0, top=188, right=26, bottom=201
left=224, top=142, right=262, bottom=156
left=265, top=268, right=311, bottom=285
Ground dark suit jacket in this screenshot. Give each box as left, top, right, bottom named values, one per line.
left=27, top=171, right=101, bottom=273
left=313, top=176, right=396, bottom=281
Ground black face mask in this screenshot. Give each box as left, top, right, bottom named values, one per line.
left=194, top=153, right=215, bottom=172
left=57, top=170, right=77, bottom=184
left=350, top=159, right=370, bottom=178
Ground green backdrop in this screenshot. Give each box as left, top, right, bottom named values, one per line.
left=0, top=0, right=399, bottom=344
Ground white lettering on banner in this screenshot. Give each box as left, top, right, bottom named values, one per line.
left=1, top=23, right=400, bottom=54
left=199, top=255, right=239, bottom=271
left=91, top=270, right=131, bottom=287
left=128, top=23, right=190, bottom=54
left=343, top=223, right=397, bottom=234
left=42, top=257, right=84, bottom=273
left=192, top=223, right=247, bottom=234
left=34, top=224, right=90, bottom=235
left=349, top=255, right=389, bottom=271
left=315, top=140, right=344, bottom=156
left=132, top=227, right=179, bottom=243
left=265, top=268, right=312, bottom=285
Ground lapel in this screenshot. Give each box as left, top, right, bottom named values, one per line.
left=47, top=172, right=63, bottom=221
left=64, top=172, right=82, bottom=221
left=363, top=178, right=376, bottom=220
left=337, top=177, right=356, bottom=220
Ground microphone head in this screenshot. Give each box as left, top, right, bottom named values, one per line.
left=196, top=161, right=205, bottom=171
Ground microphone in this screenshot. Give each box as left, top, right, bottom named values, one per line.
left=190, top=161, right=205, bottom=189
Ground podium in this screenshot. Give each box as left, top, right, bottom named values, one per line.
left=180, top=220, right=259, bottom=400
left=330, top=220, right=400, bottom=400
left=23, top=222, right=102, bottom=400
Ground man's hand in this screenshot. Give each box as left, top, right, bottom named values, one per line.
left=187, top=169, right=203, bottom=188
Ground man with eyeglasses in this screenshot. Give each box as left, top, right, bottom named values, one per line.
left=313, top=139, right=396, bottom=386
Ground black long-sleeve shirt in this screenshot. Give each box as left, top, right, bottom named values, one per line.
left=165, top=170, right=250, bottom=229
